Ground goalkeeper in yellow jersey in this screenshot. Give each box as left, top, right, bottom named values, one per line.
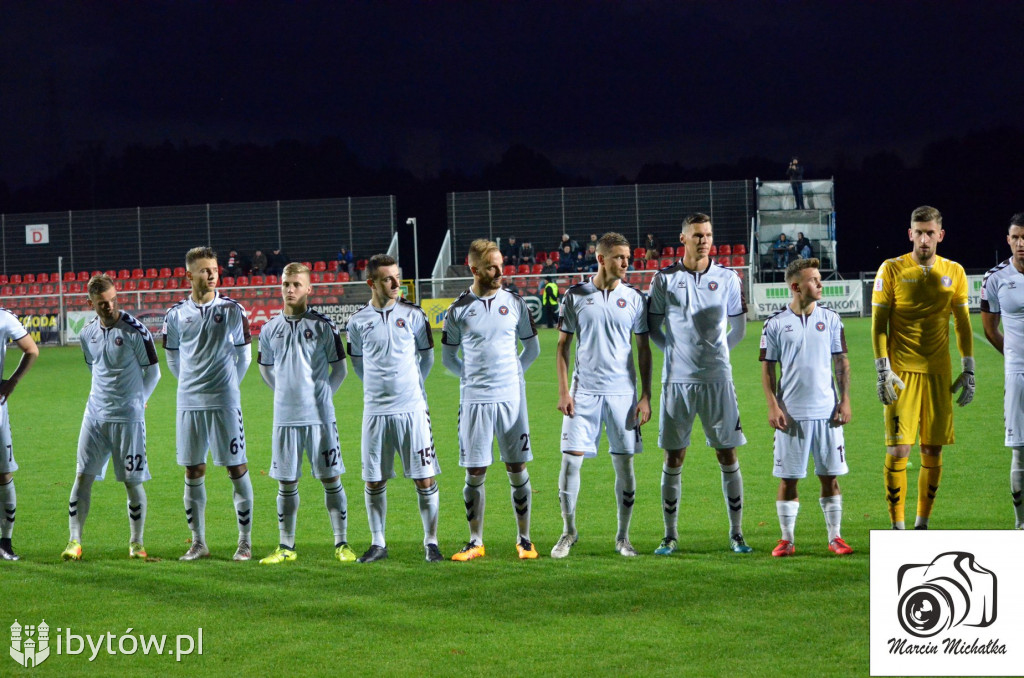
left=871, top=206, right=975, bottom=530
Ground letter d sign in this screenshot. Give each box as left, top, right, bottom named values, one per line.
left=26, top=224, right=49, bottom=245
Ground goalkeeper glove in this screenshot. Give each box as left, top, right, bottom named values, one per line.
left=875, top=357, right=905, bottom=405
left=952, top=357, right=976, bottom=407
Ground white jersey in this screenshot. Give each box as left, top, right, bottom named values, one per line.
left=162, top=293, right=251, bottom=410
left=0, top=309, right=28, bottom=378
left=346, top=298, right=433, bottom=415
left=982, top=260, right=1024, bottom=374
left=442, top=288, right=536, bottom=404
left=558, top=279, right=648, bottom=396
left=258, top=308, right=343, bottom=426
left=648, top=259, right=746, bottom=384
left=759, top=305, right=846, bottom=421
left=80, top=311, right=159, bottom=423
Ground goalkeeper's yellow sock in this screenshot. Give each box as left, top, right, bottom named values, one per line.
left=884, top=454, right=908, bottom=527
left=917, top=453, right=943, bottom=525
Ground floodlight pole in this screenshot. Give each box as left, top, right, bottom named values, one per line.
left=406, top=217, right=420, bottom=304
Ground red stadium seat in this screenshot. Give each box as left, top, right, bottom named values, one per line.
left=221, top=276, right=235, bottom=287
left=550, top=251, right=560, bottom=262
left=517, top=264, right=530, bottom=276
left=708, top=246, right=717, bottom=256
left=41, top=283, right=55, bottom=295
left=36, top=273, right=49, bottom=283
left=0, top=276, right=7, bottom=286
left=152, top=279, right=166, bottom=290
left=165, top=277, right=180, bottom=289
left=718, top=244, right=732, bottom=256
left=173, top=267, right=186, bottom=278
left=131, top=268, right=144, bottom=279
left=0, top=286, right=11, bottom=297
left=356, top=260, right=368, bottom=275
left=327, top=260, right=340, bottom=272
left=301, top=262, right=312, bottom=270
left=160, top=268, right=173, bottom=279
left=503, top=265, right=515, bottom=276
left=137, top=279, right=152, bottom=290
left=731, top=255, right=747, bottom=267
left=323, top=272, right=337, bottom=283
left=235, top=276, right=249, bottom=286
left=251, top=275, right=266, bottom=286
left=63, top=272, right=75, bottom=282
left=69, top=282, right=85, bottom=294
left=309, top=273, right=321, bottom=284
left=145, top=268, right=159, bottom=278
left=265, top=275, right=279, bottom=285
left=28, top=285, right=41, bottom=296
left=77, top=271, right=89, bottom=282
left=313, top=261, right=327, bottom=272
left=662, top=246, right=675, bottom=257
left=675, top=246, right=686, bottom=257
left=633, top=247, right=646, bottom=261
left=732, top=244, right=746, bottom=256
left=22, top=274, right=34, bottom=284
left=337, top=272, right=350, bottom=283
left=123, top=280, right=138, bottom=291
left=532, top=263, right=544, bottom=275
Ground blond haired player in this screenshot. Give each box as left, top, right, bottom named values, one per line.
left=872, top=206, right=974, bottom=530
left=761, top=259, right=853, bottom=556
left=442, top=239, right=540, bottom=561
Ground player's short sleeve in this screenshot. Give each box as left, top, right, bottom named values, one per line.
left=0, top=310, right=28, bottom=343
left=631, top=291, right=649, bottom=334
left=871, top=261, right=893, bottom=306
left=831, top=315, right=847, bottom=354
left=413, top=309, right=434, bottom=351
left=648, top=272, right=666, bottom=315
left=558, top=294, right=577, bottom=334
left=516, top=295, right=537, bottom=339
left=981, top=271, right=1000, bottom=314
left=759, top=319, right=778, bottom=362
left=323, top=319, right=343, bottom=363
left=80, top=327, right=95, bottom=365
left=161, top=309, right=179, bottom=350
left=346, top=317, right=362, bottom=357
left=133, top=328, right=159, bottom=367
left=727, top=272, right=746, bottom=316
left=441, top=305, right=461, bottom=346
left=232, top=304, right=252, bottom=346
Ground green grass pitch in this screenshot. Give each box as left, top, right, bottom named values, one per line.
left=0, top=314, right=1008, bottom=676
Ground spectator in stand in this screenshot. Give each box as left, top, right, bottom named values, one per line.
left=584, top=244, right=599, bottom=272
left=502, top=237, right=522, bottom=266
left=251, top=249, right=267, bottom=275
left=519, top=241, right=536, bottom=266
left=587, top=233, right=599, bottom=251
left=226, top=250, right=243, bottom=277
left=266, top=248, right=287, bottom=277
left=573, top=250, right=588, bottom=272
left=643, top=233, right=661, bottom=261
left=787, top=157, right=805, bottom=209
left=773, top=233, right=795, bottom=269
left=557, top=234, right=580, bottom=255
left=337, top=247, right=355, bottom=277
left=541, top=257, right=557, bottom=275
left=795, top=232, right=813, bottom=260
left=502, top=278, right=520, bottom=296
left=557, top=245, right=576, bottom=273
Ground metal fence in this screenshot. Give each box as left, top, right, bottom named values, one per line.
left=0, top=196, right=396, bottom=276
left=446, top=181, right=753, bottom=263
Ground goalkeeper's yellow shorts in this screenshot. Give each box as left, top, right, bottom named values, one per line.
left=884, top=371, right=954, bottom=447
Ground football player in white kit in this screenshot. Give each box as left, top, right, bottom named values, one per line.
left=0, top=300, right=38, bottom=561
left=550, top=232, right=652, bottom=559
left=442, top=239, right=541, bottom=561
left=257, top=263, right=353, bottom=565
left=647, top=213, right=752, bottom=554
left=61, top=275, right=161, bottom=561
left=760, top=259, right=853, bottom=557
left=163, top=247, right=254, bottom=561
left=347, top=254, right=442, bottom=563
left=981, top=213, right=1024, bottom=529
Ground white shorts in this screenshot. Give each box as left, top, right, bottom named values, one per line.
left=458, top=396, right=532, bottom=468
left=176, top=408, right=248, bottom=467
left=77, top=418, right=150, bottom=483
left=362, top=409, right=440, bottom=482
left=1005, top=372, right=1024, bottom=447
left=773, top=419, right=848, bottom=479
left=561, top=392, right=643, bottom=458
left=0, top=405, right=14, bottom=474
left=659, top=381, right=747, bottom=450
left=270, top=423, right=343, bottom=481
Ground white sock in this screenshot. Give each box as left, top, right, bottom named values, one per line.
left=611, top=454, right=635, bottom=541
left=558, top=454, right=583, bottom=536
left=68, top=476, right=93, bottom=542
left=125, top=482, right=146, bottom=544
left=277, top=482, right=299, bottom=549
left=183, top=476, right=207, bottom=542
left=508, top=469, right=532, bottom=542
left=417, top=482, right=440, bottom=546
left=231, top=471, right=253, bottom=541
left=661, top=464, right=682, bottom=540
left=463, top=472, right=486, bottom=544
left=720, top=461, right=744, bottom=536
left=323, top=479, right=347, bottom=546
left=776, top=500, right=799, bottom=542
left=1012, top=448, right=1024, bottom=528
left=365, top=484, right=387, bottom=547
left=820, top=494, right=843, bottom=542
left=0, top=479, right=13, bottom=540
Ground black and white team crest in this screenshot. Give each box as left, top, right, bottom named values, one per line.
left=10, top=619, right=51, bottom=668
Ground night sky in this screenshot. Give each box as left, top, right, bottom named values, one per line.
left=3, top=2, right=1023, bottom=268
